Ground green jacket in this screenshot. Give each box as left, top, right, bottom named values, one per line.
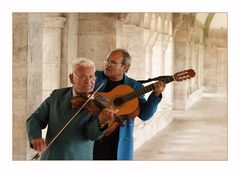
left=26, top=87, right=106, bottom=160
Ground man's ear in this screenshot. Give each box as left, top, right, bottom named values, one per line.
left=122, top=64, right=129, bottom=73
left=69, top=74, right=74, bottom=84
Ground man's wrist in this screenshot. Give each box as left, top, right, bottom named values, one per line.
left=99, top=123, right=106, bottom=128
left=98, top=120, right=107, bottom=129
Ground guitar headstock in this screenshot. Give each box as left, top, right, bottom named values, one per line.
left=173, top=69, right=196, bottom=81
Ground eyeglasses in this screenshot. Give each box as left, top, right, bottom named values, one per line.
left=73, top=73, right=95, bottom=82
left=104, top=60, right=122, bottom=65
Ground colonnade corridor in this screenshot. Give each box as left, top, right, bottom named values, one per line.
left=134, top=94, right=227, bottom=160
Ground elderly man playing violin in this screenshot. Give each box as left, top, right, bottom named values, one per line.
left=93, top=49, right=166, bottom=160
left=26, top=57, right=115, bottom=160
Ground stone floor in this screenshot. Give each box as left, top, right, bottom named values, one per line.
left=134, top=94, right=227, bottom=160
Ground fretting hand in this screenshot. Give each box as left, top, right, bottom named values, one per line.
left=153, top=81, right=166, bottom=96
left=98, top=108, right=118, bottom=127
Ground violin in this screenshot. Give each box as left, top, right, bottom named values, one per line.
left=71, top=94, right=125, bottom=137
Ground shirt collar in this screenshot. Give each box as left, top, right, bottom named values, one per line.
left=72, top=87, right=78, bottom=97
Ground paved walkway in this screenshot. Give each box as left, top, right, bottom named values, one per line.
left=134, top=94, right=227, bottom=160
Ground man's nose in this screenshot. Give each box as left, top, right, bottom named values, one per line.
left=104, top=63, right=110, bottom=68
left=85, top=76, right=95, bottom=84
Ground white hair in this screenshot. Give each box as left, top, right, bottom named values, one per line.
left=72, top=57, right=95, bottom=73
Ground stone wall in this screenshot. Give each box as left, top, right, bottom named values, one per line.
left=13, top=13, right=28, bottom=160
left=78, top=13, right=117, bottom=71
left=13, top=13, right=66, bottom=160
left=204, top=29, right=227, bottom=94
left=173, top=14, right=205, bottom=110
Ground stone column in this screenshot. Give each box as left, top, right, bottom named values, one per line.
left=217, top=48, right=227, bottom=94
left=145, top=48, right=153, bottom=77
left=42, top=17, right=65, bottom=100
left=143, top=29, right=158, bottom=77
left=162, top=33, right=171, bottom=74
left=13, top=13, right=28, bottom=160
left=173, top=28, right=188, bottom=110
left=61, top=13, right=78, bottom=87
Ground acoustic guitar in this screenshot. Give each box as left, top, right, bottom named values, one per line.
left=94, top=69, right=196, bottom=136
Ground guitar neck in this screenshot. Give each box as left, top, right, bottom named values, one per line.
left=121, top=76, right=174, bottom=103
left=151, top=75, right=175, bottom=84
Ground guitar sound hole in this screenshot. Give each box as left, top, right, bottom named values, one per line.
left=113, top=97, right=124, bottom=106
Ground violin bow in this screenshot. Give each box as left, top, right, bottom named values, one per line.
left=31, top=82, right=105, bottom=160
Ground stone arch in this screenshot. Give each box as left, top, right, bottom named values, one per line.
left=204, top=13, right=215, bottom=37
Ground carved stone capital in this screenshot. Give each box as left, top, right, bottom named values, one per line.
left=173, top=13, right=183, bottom=36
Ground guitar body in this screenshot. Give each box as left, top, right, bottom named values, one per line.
left=95, top=84, right=140, bottom=120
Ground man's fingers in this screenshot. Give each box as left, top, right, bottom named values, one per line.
left=31, top=138, right=46, bottom=152
left=114, top=109, right=119, bottom=114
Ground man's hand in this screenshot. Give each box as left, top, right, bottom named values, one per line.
left=98, top=108, right=118, bottom=127
left=31, top=138, right=46, bottom=152
left=153, top=81, right=166, bottom=96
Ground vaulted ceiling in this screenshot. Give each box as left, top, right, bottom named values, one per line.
left=196, top=13, right=227, bottom=29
